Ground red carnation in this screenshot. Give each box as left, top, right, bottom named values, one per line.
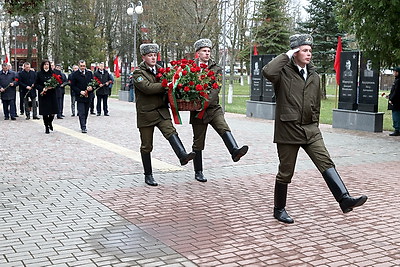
left=182, top=70, right=188, bottom=76
left=158, top=68, right=165, bottom=74
left=203, top=83, right=209, bottom=89
left=168, top=83, right=173, bottom=89
left=188, top=60, right=195, bottom=64
left=174, top=73, right=180, bottom=79
left=156, top=73, right=163, bottom=79
left=212, top=83, right=219, bottom=89
left=178, top=83, right=183, bottom=89
left=170, top=60, right=177, bottom=66
left=184, top=86, right=190, bottom=92
left=207, top=71, right=215, bottom=77
left=196, top=67, right=201, bottom=72
left=181, top=64, right=187, bottom=69
left=195, top=84, right=203, bottom=91
left=190, top=67, right=197, bottom=73
left=181, top=59, right=188, bottom=64
left=189, top=81, right=195, bottom=86
left=161, top=79, right=168, bottom=87
left=166, top=67, right=171, bottom=73
left=200, top=91, right=207, bottom=97
left=200, top=63, right=207, bottom=69
left=211, top=76, right=216, bottom=80
left=15, top=78, right=19, bottom=82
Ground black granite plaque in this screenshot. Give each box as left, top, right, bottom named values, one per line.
left=250, top=55, right=264, bottom=101
left=262, top=55, right=276, bottom=102
left=358, top=54, right=379, bottom=112
left=338, top=51, right=359, bottom=110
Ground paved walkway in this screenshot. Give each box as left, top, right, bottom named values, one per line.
left=1, top=95, right=399, bottom=267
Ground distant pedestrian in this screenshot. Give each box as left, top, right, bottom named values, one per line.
left=35, top=60, right=60, bottom=134
left=54, top=64, right=68, bottom=119
left=263, top=34, right=367, bottom=224
left=18, top=62, right=39, bottom=120
left=94, top=62, right=112, bottom=116
left=70, top=60, right=94, bottom=133
left=389, top=66, right=400, bottom=136
left=133, top=43, right=195, bottom=186
left=0, top=63, right=19, bottom=120
left=68, top=65, right=79, bottom=116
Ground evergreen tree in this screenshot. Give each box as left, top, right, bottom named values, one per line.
left=298, top=0, right=344, bottom=97
left=252, top=0, right=291, bottom=54
left=336, top=0, right=400, bottom=67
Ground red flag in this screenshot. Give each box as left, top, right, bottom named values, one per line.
left=157, top=52, right=161, bottom=61
left=195, top=52, right=199, bottom=59
left=4, top=54, right=8, bottom=63
left=253, top=45, right=258, bottom=55
left=334, top=36, right=342, bottom=85
left=114, top=56, right=120, bottom=78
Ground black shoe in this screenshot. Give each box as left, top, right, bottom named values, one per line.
left=273, top=207, right=294, bottom=224
left=45, top=126, right=50, bottom=134
left=90, top=112, right=95, bottom=115
left=104, top=113, right=109, bottom=116
left=340, top=195, right=368, bottom=213
left=57, top=116, right=63, bottom=119
left=4, top=117, right=9, bottom=120
left=20, top=112, right=24, bottom=115
left=195, top=171, right=207, bottom=182
left=145, top=174, right=158, bottom=186
left=389, top=130, right=400, bottom=136
left=33, top=116, right=40, bottom=120
left=26, top=117, right=30, bottom=120
left=49, top=123, right=53, bottom=131
left=71, top=114, right=75, bottom=117
left=81, top=128, right=87, bottom=133
left=97, top=113, right=101, bottom=116
left=15, top=114, right=19, bottom=117
left=61, top=115, right=65, bottom=117
left=11, top=117, right=16, bottom=120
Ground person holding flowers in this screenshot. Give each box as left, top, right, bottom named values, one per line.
left=69, top=60, right=94, bottom=133
left=0, top=62, right=19, bottom=120
left=189, top=38, right=248, bottom=183
left=35, top=60, right=61, bottom=133
left=94, top=62, right=113, bottom=116
left=133, top=43, right=195, bottom=186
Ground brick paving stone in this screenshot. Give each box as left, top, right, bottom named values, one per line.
left=2, top=96, right=400, bottom=266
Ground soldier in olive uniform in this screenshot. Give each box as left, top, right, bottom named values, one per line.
left=263, top=34, right=367, bottom=224
left=133, top=43, right=195, bottom=186
left=190, top=39, right=248, bottom=183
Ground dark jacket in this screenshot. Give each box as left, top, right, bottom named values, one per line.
left=94, top=69, right=112, bottom=96
left=133, top=61, right=170, bottom=128
left=18, top=69, right=37, bottom=98
left=35, top=70, right=59, bottom=115
left=55, top=70, right=68, bottom=97
left=70, top=69, right=94, bottom=103
left=389, top=76, right=400, bottom=111
left=190, top=58, right=224, bottom=124
left=0, top=70, right=18, bottom=101
left=263, top=53, right=322, bottom=144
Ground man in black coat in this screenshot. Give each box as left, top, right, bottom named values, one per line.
left=0, top=63, right=19, bottom=120
left=70, top=60, right=94, bottom=133
left=54, top=64, right=68, bottom=119
left=94, top=62, right=112, bottom=116
left=18, top=62, right=39, bottom=120
left=389, top=66, right=400, bottom=136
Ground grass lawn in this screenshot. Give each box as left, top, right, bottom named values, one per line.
left=111, top=75, right=394, bottom=132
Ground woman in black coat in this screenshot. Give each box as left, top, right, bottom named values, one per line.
left=35, top=60, right=59, bottom=134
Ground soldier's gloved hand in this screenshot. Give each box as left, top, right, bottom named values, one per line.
left=286, top=48, right=300, bottom=58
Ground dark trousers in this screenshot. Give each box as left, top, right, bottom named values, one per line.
left=24, top=96, right=38, bottom=118
left=90, top=94, right=95, bottom=113
left=2, top=99, right=17, bottom=118
left=77, top=101, right=90, bottom=130
left=276, top=139, right=335, bottom=184
left=71, top=94, right=76, bottom=115
left=139, top=119, right=177, bottom=153
left=19, top=91, right=24, bottom=114
left=57, top=94, right=65, bottom=117
left=392, top=110, right=400, bottom=131
left=96, top=94, right=108, bottom=115
left=191, top=113, right=231, bottom=151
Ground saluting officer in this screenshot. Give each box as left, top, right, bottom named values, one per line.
left=190, top=39, right=248, bottom=183
left=263, top=34, right=367, bottom=224
left=133, top=43, right=195, bottom=186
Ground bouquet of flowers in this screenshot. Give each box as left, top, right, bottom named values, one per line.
left=81, top=77, right=102, bottom=98
left=41, top=74, right=63, bottom=96
left=158, top=59, right=220, bottom=124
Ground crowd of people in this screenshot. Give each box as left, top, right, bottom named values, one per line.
left=0, top=61, right=114, bottom=133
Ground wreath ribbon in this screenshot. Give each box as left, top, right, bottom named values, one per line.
left=168, top=66, right=183, bottom=124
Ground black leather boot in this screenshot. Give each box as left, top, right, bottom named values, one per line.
left=273, top=181, right=294, bottom=223
left=141, top=152, right=157, bottom=186
left=48, top=115, right=54, bottom=131
left=193, top=150, right=207, bottom=182
left=168, top=134, right=196, bottom=165
left=322, top=168, right=367, bottom=213
left=221, top=132, right=248, bottom=162
left=43, top=116, right=50, bottom=134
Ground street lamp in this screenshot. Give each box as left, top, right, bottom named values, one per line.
left=221, top=0, right=228, bottom=111
left=127, top=1, right=143, bottom=69
left=10, top=20, right=19, bottom=71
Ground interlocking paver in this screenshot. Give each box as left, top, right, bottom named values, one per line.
left=1, top=94, right=400, bottom=266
